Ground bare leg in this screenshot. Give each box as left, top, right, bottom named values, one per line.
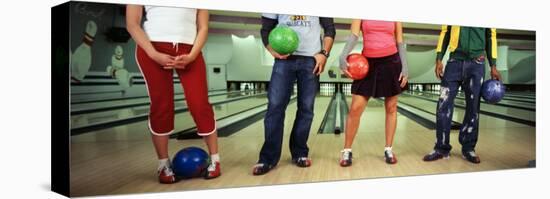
left=384, top=95, right=399, bottom=147
left=151, top=134, right=170, bottom=159
left=203, top=132, right=219, bottom=155
left=343, top=94, right=370, bottom=148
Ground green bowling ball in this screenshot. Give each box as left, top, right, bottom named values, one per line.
left=268, top=26, right=299, bottom=55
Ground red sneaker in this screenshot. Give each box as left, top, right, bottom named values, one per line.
left=158, top=166, right=179, bottom=184
left=204, top=161, right=221, bottom=179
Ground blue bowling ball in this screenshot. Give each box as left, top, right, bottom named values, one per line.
left=172, top=147, right=209, bottom=178
left=481, top=79, right=505, bottom=104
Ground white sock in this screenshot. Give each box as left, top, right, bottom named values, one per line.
left=343, top=148, right=352, bottom=152
left=211, top=153, right=220, bottom=163
left=384, top=146, right=392, bottom=152
left=158, top=158, right=170, bottom=170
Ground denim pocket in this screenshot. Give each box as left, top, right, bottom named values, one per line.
left=473, top=59, right=485, bottom=65
left=443, top=60, right=462, bottom=81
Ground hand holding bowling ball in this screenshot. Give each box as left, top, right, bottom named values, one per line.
left=490, top=66, right=502, bottom=81
left=345, top=53, right=370, bottom=80
left=267, top=45, right=290, bottom=59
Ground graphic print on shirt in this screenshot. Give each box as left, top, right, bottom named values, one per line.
left=286, top=15, right=312, bottom=27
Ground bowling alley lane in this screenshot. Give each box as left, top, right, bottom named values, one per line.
left=404, top=91, right=535, bottom=124
left=71, top=92, right=269, bottom=143
left=417, top=91, right=535, bottom=111
left=70, top=90, right=264, bottom=129
left=398, top=94, right=531, bottom=128
left=68, top=93, right=535, bottom=196
left=71, top=90, right=228, bottom=112
left=423, top=90, right=536, bottom=106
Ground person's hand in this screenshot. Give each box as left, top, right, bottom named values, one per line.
left=339, top=54, right=354, bottom=79
left=313, top=53, right=327, bottom=76
left=399, top=73, right=408, bottom=88
left=148, top=51, right=176, bottom=68
left=342, top=68, right=353, bottom=79
left=435, top=60, right=444, bottom=79
left=267, top=45, right=290, bottom=59
left=490, top=66, right=502, bottom=81
left=166, top=54, right=197, bottom=70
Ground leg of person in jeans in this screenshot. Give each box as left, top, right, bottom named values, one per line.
left=254, top=59, right=296, bottom=175
left=424, top=60, right=462, bottom=161
left=459, top=60, right=485, bottom=163
left=289, top=57, right=318, bottom=167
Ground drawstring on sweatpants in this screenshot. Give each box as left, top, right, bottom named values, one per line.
left=172, top=42, right=179, bottom=53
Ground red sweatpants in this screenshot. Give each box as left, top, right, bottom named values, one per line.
left=136, top=42, right=216, bottom=136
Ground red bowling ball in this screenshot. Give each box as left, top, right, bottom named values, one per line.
left=346, top=53, right=370, bottom=80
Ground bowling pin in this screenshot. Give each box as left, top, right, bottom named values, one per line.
left=107, top=45, right=132, bottom=89
left=115, top=69, right=131, bottom=89
left=71, top=20, right=97, bottom=82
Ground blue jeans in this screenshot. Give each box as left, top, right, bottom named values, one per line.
left=258, top=56, right=319, bottom=166
left=435, top=58, right=485, bottom=154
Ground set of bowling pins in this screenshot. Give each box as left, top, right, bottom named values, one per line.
left=106, top=45, right=133, bottom=90
left=428, top=84, right=441, bottom=92
left=342, top=83, right=352, bottom=96
left=71, top=20, right=97, bottom=82
left=240, top=83, right=255, bottom=91
left=320, top=83, right=335, bottom=96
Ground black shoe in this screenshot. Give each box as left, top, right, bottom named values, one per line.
left=423, top=150, right=450, bottom=161
left=252, top=163, right=273, bottom=175
left=293, top=157, right=312, bottom=167
left=339, top=150, right=353, bottom=167
left=462, top=151, right=481, bottom=164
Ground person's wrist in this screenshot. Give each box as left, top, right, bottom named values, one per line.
left=319, top=49, right=329, bottom=58
left=188, top=51, right=199, bottom=59
left=146, top=49, right=158, bottom=58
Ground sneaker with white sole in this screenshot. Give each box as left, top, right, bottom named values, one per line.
left=339, top=150, right=353, bottom=167
left=293, top=157, right=312, bottom=167
left=423, top=150, right=450, bottom=162
left=384, top=150, right=398, bottom=164
left=158, top=165, right=179, bottom=184
left=462, top=151, right=481, bottom=164
left=204, top=161, right=221, bottom=179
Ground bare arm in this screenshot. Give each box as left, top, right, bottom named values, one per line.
left=188, top=9, right=209, bottom=59
left=395, top=22, right=403, bottom=44
left=126, top=5, right=155, bottom=56
left=350, top=19, right=361, bottom=37
left=126, top=5, right=174, bottom=67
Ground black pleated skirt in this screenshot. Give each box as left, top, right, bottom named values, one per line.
left=351, top=53, right=408, bottom=98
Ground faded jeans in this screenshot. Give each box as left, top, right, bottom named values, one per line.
left=434, top=58, right=485, bottom=154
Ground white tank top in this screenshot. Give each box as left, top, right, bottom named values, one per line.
left=143, top=6, right=197, bottom=44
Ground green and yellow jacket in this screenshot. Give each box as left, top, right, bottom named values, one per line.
left=436, top=25, right=498, bottom=67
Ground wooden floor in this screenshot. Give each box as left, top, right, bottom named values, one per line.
left=70, top=96, right=536, bottom=197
